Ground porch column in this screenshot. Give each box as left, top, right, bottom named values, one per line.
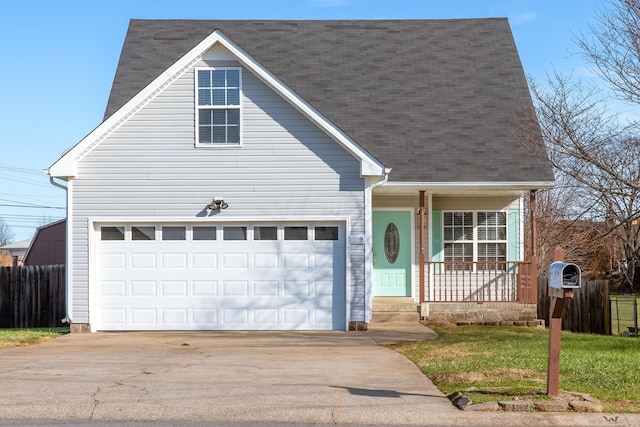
left=419, top=191, right=425, bottom=303
left=529, top=190, right=538, bottom=304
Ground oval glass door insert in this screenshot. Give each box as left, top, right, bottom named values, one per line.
left=384, top=222, right=400, bottom=263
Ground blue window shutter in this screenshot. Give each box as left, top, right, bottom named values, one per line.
left=507, top=209, right=520, bottom=262
left=431, top=210, right=443, bottom=262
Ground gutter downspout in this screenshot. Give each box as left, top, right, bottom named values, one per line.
left=48, top=175, right=70, bottom=324
left=365, top=170, right=390, bottom=324
left=419, top=190, right=425, bottom=304
left=529, top=190, right=538, bottom=304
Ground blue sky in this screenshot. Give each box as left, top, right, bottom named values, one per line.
left=0, top=0, right=609, bottom=241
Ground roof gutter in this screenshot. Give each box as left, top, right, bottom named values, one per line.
left=375, top=180, right=555, bottom=194
left=49, top=175, right=68, bottom=191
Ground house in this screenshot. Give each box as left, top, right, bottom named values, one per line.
left=23, top=219, right=66, bottom=266
left=0, top=239, right=32, bottom=266
left=47, top=19, right=554, bottom=333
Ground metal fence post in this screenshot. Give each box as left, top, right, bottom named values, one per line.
left=634, top=297, right=638, bottom=337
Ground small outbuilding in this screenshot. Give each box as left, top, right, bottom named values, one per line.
left=23, top=219, right=66, bottom=266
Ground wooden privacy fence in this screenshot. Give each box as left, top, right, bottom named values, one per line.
left=538, top=278, right=610, bottom=335
left=0, top=265, right=66, bottom=328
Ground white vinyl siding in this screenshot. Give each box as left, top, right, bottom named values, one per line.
left=69, top=57, right=366, bottom=326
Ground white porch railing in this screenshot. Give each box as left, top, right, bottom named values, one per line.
left=424, top=261, right=535, bottom=303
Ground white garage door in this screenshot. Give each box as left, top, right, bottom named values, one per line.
left=95, top=223, right=346, bottom=331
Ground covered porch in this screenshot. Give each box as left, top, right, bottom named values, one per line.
left=370, top=185, right=544, bottom=315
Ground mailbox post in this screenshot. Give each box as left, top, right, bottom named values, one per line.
left=546, top=258, right=581, bottom=397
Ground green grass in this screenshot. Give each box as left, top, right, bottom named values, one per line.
left=0, top=327, right=69, bottom=349
left=392, top=323, right=640, bottom=412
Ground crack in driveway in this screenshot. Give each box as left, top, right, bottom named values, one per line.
left=89, top=387, right=100, bottom=421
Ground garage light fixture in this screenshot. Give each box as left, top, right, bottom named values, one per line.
left=207, top=198, right=228, bottom=212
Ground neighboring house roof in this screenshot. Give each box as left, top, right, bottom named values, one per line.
left=0, top=238, right=32, bottom=255
left=52, top=19, right=554, bottom=184
left=23, top=219, right=66, bottom=266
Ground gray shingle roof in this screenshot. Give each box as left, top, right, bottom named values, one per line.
left=105, top=19, right=554, bottom=183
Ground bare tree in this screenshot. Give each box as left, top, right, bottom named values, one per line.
left=527, top=72, right=640, bottom=288
left=0, top=219, right=15, bottom=247
left=523, top=0, right=640, bottom=290
left=525, top=183, right=616, bottom=279
left=578, top=0, right=640, bottom=105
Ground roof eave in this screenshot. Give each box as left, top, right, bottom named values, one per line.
left=374, top=181, right=555, bottom=196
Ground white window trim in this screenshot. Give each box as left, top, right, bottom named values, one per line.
left=195, top=67, right=243, bottom=147
left=442, top=210, right=508, bottom=264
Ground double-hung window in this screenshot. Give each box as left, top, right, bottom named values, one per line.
left=443, top=211, right=507, bottom=271
left=196, top=68, right=241, bottom=145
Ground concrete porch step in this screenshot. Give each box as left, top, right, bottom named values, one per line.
left=371, top=311, right=421, bottom=323
left=372, top=297, right=420, bottom=312
left=371, top=297, right=421, bottom=324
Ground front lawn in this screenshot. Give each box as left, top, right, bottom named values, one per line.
left=393, top=323, right=640, bottom=413
left=0, top=328, right=69, bottom=349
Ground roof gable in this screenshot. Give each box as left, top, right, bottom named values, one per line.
left=48, top=27, right=386, bottom=178
left=51, top=19, right=555, bottom=184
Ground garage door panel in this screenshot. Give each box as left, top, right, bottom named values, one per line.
left=283, top=253, right=309, bottom=268
left=131, top=308, right=156, bottom=325
left=192, top=253, right=218, bottom=268
left=162, top=253, right=188, bottom=269
left=101, top=253, right=126, bottom=269
left=193, top=280, right=218, bottom=296
left=253, top=253, right=279, bottom=268
left=102, top=280, right=126, bottom=296
left=222, top=280, right=249, bottom=296
left=192, top=308, right=218, bottom=325
left=315, top=281, right=333, bottom=296
left=131, top=280, right=156, bottom=296
left=314, top=252, right=334, bottom=268
left=283, top=308, right=310, bottom=324
left=102, top=309, right=126, bottom=325
left=283, top=280, right=310, bottom=296
left=253, top=280, right=279, bottom=296
left=254, top=308, right=278, bottom=323
left=222, top=308, right=249, bottom=324
left=314, top=308, right=333, bottom=323
left=99, top=288, right=344, bottom=330
left=162, top=308, right=188, bottom=324
left=131, top=253, right=157, bottom=269
left=222, top=253, right=248, bottom=268
left=96, top=223, right=345, bottom=331
left=162, top=281, right=188, bottom=296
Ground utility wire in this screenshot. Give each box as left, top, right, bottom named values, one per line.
left=0, top=163, right=43, bottom=173
left=1, top=204, right=64, bottom=209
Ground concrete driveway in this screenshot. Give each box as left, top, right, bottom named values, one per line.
left=0, top=324, right=457, bottom=424
left=1, top=324, right=637, bottom=426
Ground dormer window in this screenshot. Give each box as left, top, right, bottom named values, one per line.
left=196, top=68, right=241, bottom=145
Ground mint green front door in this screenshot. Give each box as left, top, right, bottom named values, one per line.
left=373, top=210, right=411, bottom=297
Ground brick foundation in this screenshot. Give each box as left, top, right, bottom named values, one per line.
left=424, top=302, right=537, bottom=323
left=349, top=321, right=368, bottom=331
left=70, top=323, right=91, bottom=333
